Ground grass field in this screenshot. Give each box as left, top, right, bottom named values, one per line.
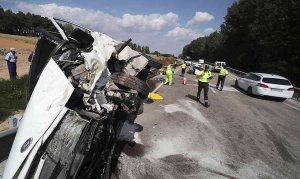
left=0, top=33, right=38, bottom=45
left=0, top=75, right=28, bottom=122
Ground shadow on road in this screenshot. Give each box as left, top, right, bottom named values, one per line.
left=185, top=94, right=206, bottom=107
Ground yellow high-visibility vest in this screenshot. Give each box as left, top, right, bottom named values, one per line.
left=181, top=64, right=187, bottom=69
left=219, top=67, right=229, bottom=76
left=166, top=65, right=173, bottom=75
left=197, top=70, right=212, bottom=83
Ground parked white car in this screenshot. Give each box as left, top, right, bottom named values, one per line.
left=235, top=73, right=294, bottom=100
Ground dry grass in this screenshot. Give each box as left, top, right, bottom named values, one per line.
left=0, top=33, right=38, bottom=45
left=147, top=54, right=177, bottom=66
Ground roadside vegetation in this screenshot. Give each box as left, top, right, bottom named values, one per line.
left=0, top=33, right=37, bottom=45
left=182, top=0, right=300, bottom=86
left=0, top=75, right=28, bottom=122
left=148, top=54, right=177, bottom=65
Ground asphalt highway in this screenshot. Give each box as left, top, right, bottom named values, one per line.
left=116, top=70, right=300, bottom=178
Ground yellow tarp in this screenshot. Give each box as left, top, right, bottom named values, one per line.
left=148, top=93, right=164, bottom=100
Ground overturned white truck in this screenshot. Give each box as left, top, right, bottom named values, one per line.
left=3, top=17, right=162, bottom=179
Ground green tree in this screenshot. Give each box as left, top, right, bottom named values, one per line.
left=145, top=46, right=150, bottom=54
left=63, top=23, right=74, bottom=34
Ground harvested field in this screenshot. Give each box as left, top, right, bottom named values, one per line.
left=0, top=33, right=37, bottom=79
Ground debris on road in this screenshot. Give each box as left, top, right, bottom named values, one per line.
left=148, top=93, right=163, bottom=100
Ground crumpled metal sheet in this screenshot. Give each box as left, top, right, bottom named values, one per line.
left=118, top=46, right=148, bottom=76
left=80, top=31, right=149, bottom=96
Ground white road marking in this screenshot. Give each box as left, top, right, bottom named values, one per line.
left=151, top=67, right=181, bottom=93
left=210, top=87, right=216, bottom=94
left=283, top=102, right=300, bottom=111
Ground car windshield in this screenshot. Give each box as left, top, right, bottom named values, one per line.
left=262, top=78, right=291, bottom=85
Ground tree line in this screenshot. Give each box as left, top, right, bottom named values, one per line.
left=0, top=7, right=53, bottom=35
left=128, top=42, right=150, bottom=54
left=182, top=0, right=300, bottom=86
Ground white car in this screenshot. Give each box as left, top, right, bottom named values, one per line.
left=185, top=60, right=192, bottom=66
left=213, top=61, right=226, bottom=72
left=235, top=73, right=294, bottom=100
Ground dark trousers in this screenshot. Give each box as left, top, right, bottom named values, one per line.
left=197, top=81, right=209, bottom=102
left=7, top=61, right=17, bottom=79
left=217, top=75, right=226, bottom=89
left=181, top=68, right=186, bottom=75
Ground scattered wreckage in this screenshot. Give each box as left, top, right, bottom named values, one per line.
left=3, top=17, right=162, bottom=179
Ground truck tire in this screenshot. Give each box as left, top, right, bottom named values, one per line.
left=111, top=72, right=150, bottom=97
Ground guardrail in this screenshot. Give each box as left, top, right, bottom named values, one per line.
left=206, top=62, right=300, bottom=101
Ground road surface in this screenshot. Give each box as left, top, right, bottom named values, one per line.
left=115, top=70, right=300, bottom=178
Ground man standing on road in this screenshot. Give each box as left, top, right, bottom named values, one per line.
left=5, top=48, right=18, bottom=79
left=164, top=64, right=173, bottom=86
left=216, top=65, right=229, bottom=91
left=197, top=65, right=213, bottom=107
left=181, top=63, right=187, bottom=76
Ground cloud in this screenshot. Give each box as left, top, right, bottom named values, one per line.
left=120, top=13, right=178, bottom=32
left=166, top=27, right=215, bottom=41
left=187, top=12, right=214, bottom=26
left=203, top=28, right=215, bottom=34
left=167, top=27, right=200, bottom=41
left=15, top=2, right=178, bottom=33
left=13, top=2, right=214, bottom=55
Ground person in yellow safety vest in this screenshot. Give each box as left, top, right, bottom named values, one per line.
left=216, top=65, right=229, bottom=91
left=181, top=63, right=187, bottom=76
left=197, top=65, right=213, bottom=107
left=164, top=64, right=173, bottom=85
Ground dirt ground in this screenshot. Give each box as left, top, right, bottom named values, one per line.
left=0, top=36, right=35, bottom=79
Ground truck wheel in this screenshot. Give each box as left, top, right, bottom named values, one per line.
left=111, top=72, right=150, bottom=98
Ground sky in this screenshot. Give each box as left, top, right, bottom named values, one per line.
left=1, top=0, right=236, bottom=55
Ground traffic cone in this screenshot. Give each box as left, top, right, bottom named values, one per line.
left=182, top=77, right=187, bottom=85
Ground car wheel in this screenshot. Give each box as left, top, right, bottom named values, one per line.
left=111, top=72, right=150, bottom=98
left=247, top=86, right=252, bottom=96
left=235, top=80, right=238, bottom=88
left=278, top=98, right=287, bottom=102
